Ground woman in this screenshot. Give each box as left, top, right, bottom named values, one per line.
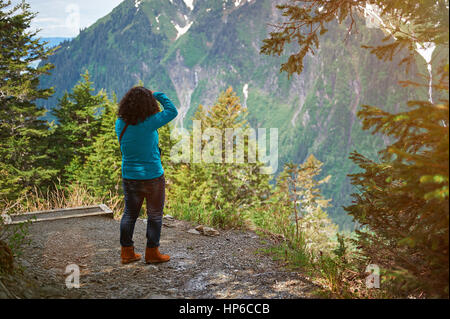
left=115, top=86, right=178, bottom=264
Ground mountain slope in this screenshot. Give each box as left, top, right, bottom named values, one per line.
left=39, top=0, right=421, bottom=229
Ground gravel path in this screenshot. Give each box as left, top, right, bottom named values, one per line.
left=9, top=215, right=316, bottom=299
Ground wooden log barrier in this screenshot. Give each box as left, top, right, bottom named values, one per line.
left=5, top=204, right=114, bottom=225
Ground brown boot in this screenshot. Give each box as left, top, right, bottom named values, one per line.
left=121, top=246, right=141, bottom=264
left=145, top=247, right=170, bottom=264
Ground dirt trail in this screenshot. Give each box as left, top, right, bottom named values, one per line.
left=7, top=215, right=316, bottom=299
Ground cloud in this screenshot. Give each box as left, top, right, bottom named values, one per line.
left=34, top=17, right=62, bottom=23
left=10, top=0, right=124, bottom=37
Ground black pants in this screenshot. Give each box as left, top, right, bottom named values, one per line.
left=120, top=174, right=165, bottom=248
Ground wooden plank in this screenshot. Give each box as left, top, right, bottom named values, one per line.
left=7, top=204, right=114, bottom=225
left=9, top=205, right=103, bottom=217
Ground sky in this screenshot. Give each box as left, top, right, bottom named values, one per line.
left=10, top=0, right=125, bottom=38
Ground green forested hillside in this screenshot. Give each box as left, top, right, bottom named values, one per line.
left=38, top=0, right=424, bottom=229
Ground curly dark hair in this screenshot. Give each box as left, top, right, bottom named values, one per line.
left=118, top=86, right=160, bottom=125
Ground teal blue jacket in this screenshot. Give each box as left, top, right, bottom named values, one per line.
left=115, top=92, right=178, bottom=180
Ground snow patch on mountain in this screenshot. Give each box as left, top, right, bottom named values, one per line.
left=135, top=0, right=142, bottom=10
left=243, top=83, right=249, bottom=107
left=235, top=0, right=252, bottom=7
left=155, top=14, right=161, bottom=30
left=183, top=0, right=194, bottom=10
left=172, top=20, right=194, bottom=40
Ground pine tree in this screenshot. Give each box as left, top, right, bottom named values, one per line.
left=0, top=0, right=57, bottom=203
left=49, top=71, right=109, bottom=182
left=73, top=94, right=121, bottom=198
left=257, top=155, right=337, bottom=258
left=170, top=88, right=271, bottom=228
left=345, top=67, right=449, bottom=297
left=204, top=88, right=271, bottom=224
left=198, top=89, right=267, bottom=204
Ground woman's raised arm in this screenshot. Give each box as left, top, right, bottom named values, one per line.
left=145, top=92, right=178, bottom=130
